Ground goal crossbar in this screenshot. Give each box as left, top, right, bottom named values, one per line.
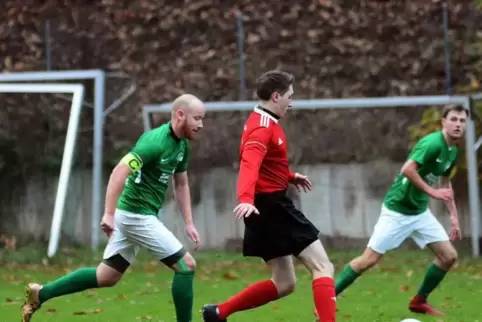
left=143, top=95, right=481, bottom=257
left=0, top=83, right=85, bottom=257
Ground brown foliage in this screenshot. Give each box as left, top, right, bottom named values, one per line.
left=0, top=0, right=480, bottom=170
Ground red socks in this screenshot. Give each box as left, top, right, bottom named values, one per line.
left=217, top=280, right=279, bottom=319
left=217, top=277, right=336, bottom=321
left=313, top=277, right=336, bottom=322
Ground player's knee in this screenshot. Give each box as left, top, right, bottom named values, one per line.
left=181, top=253, right=197, bottom=271
left=272, top=276, right=296, bottom=297
left=440, top=248, right=458, bottom=268
left=308, top=256, right=334, bottom=278
left=171, top=253, right=196, bottom=272
left=312, top=259, right=334, bottom=277
left=96, top=263, right=123, bottom=287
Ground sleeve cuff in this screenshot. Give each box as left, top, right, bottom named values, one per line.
left=288, top=171, right=296, bottom=181
left=238, top=196, right=254, bottom=204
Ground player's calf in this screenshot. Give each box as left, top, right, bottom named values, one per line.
left=408, top=240, right=456, bottom=316
left=269, top=256, right=297, bottom=297
left=166, top=252, right=196, bottom=322
left=334, top=247, right=382, bottom=297
left=22, top=260, right=125, bottom=322
left=350, top=247, right=383, bottom=273
left=297, top=240, right=336, bottom=322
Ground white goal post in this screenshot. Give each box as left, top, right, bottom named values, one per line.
left=0, top=70, right=105, bottom=256
left=143, top=95, right=482, bottom=257
left=0, top=83, right=85, bottom=258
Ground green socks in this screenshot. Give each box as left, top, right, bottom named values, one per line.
left=171, top=271, right=195, bottom=322
left=417, top=263, right=447, bottom=299
left=335, top=264, right=361, bottom=295
left=39, top=267, right=99, bottom=303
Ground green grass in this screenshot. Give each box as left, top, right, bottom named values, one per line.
left=1, top=246, right=482, bottom=321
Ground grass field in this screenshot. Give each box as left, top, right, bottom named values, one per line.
left=1, top=246, right=481, bottom=322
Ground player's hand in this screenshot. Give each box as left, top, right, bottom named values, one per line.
left=430, top=188, right=453, bottom=201
left=185, top=223, right=201, bottom=250
left=449, top=213, right=462, bottom=241
left=233, top=203, right=259, bottom=219
left=290, top=173, right=313, bottom=193
left=100, top=213, right=114, bottom=237
left=449, top=222, right=462, bottom=241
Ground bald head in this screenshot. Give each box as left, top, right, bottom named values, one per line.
left=170, top=94, right=205, bottom=140
left=171, top=94, right=204, bottom=117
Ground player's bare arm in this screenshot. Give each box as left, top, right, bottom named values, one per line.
left=401, top=160, right=453, bottom=201
left=440, top=176, right=461, bottom=241
left=173, top=171, right=200, bottom=249
left=101, top=154, right=137, bottom=235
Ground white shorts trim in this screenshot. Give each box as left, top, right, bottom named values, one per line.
left=103, top=209, right=184, bottom=264
left=367, top=205, right=449, bottom=254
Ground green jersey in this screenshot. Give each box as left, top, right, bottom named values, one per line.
left=117, top=122, right=190, bottom=216
left=383, top=131, right=457, bottom=215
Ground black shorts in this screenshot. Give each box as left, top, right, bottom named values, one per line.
left=243, top=190, right=320, bottom=262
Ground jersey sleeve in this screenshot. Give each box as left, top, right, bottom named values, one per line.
left=237, top=126, right=272, bottom=204
left=175, top=141, right=190, bottom=173
left=129, top=131, right=164, bottom=167
left=408, top=137, right=441, bottom=166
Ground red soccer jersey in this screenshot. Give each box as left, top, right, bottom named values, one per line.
left=237, top=106, right=296, bottom=204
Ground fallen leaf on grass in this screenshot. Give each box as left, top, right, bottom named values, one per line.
left=136, top=316, right=152, bottom=320
left=5, top=298, right=13, bottom=303
left=135, top=291, right=150, bottom=295
left=73, top=308, right=104, bottom=315
left=73, top=311, right=87, bottom=315
left=399, top=285, right=409, bottom=292
left=343, top=314, right=352, bottom=319
left=405, top=270, right=413, bottom=277
left=47, top=308, right=56, bottom=313
left=222, top=271, right=238, bottom=280
left=89, top=308, right=104, bottom=314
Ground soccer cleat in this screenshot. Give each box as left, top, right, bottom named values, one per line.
left=21, top=283, right=42, bottom=322
left=408, top=295, right=445, bottom=316
left=201, top=304, right=227, bottom=322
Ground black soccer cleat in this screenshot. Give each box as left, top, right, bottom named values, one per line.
left=202, top=304, right=227, bottom=322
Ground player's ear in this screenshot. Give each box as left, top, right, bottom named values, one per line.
left=272, top=92, right=279, bottom=102
left=176, top=109, right=185, bottom=119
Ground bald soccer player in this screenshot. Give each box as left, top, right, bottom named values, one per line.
left=22, top=94, right=206, bottom=322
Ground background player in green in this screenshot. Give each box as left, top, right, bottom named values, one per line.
left=22, top=94, right=206, bottom=322
left=320, top=104, right=468, bottom=318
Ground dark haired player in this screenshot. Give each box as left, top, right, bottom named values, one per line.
left=202, top=70, right=337, bottom=322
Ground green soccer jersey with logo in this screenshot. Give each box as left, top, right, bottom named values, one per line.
left=383, top=131, right=458, bottom=215
left=117, top=122, right=190, bottom=216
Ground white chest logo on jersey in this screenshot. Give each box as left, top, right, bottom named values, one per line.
left=177, top=151, right=184, bottom=162
left=278, top=138, right=283, bottom=146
